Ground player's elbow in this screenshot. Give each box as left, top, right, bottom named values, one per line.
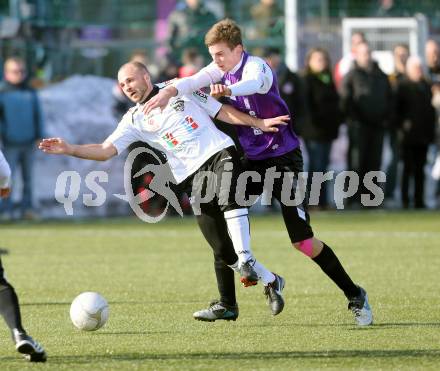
left=99, top=144, right=117, bottom=161
left=100, top=152, right=115, bottom=161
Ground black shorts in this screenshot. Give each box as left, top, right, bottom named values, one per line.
left=180, top=146, right=243, bottom=214
left=245, top=147, right=314, bottom=243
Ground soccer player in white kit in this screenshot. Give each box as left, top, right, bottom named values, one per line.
left=40, top=62, right=290, bottom=319
left=0, top=150, right=46, bottom=362
left=143, top=19, right=373, bottom=326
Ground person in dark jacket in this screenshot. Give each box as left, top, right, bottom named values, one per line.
left=385, top=44, right=409, bottom=204
left=395, top=56, right=436, bottom=209
left=0, top=57, right=44, bottom=219
left=302, top=47, right=343, bottom=208
left=263, top=47, right=307, bottom=133
left=167, top=0, right=218, bottom=63
left=341, top=42, right=393, bottom=206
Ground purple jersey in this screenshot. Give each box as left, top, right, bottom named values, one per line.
left=222, top=52, right=300, bottom=160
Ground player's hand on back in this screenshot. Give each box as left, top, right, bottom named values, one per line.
left=39, top=138, right=72, bottom=155
left=210, top=84, right=231, bottom=99
left=142, top=87, right=175, bottom=115
left=256, top=115, right=290, bottom=133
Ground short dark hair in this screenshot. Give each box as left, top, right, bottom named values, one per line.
left=263, top=47, right=281, bottom=58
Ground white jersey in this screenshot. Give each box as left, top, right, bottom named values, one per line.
left=173, top=54, right=273, bottom=97
left=105, top=86, right=234, bottom=183
left=0, top=150, right=11, bottom=188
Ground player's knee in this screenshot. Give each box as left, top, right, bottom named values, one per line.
left=213, top=249, right=236, bottom=267
left=293, top=238, right=314, bottom=257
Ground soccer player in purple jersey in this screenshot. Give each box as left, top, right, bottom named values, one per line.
left=144, top=19, right=372, bottom=326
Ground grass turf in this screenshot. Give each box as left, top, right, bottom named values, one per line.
left=0, top=210, right=439, bottom=370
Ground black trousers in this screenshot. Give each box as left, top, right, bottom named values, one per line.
left=401, top=144, right=428, bottom=208
left=348, top=122, right=385, bottom=204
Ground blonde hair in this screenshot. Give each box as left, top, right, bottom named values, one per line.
left=204, top=19, right=242, bottom=49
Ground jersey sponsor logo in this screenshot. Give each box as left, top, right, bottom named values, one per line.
left=162, top=132, right=179, bottom=148
left=183, top=115, right=199, bottom=133
left=192, top=90, right=208, bottom=103
left=171, top=99, right=185, bottom=112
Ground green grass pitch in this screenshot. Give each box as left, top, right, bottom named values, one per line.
left=0, top=211, right=439, bottom=370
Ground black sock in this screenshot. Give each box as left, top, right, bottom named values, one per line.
left=0, top=280, right=25, bottom=334
left=214, top=260, right=236, bottom=306
left=312, top=243, right=360, bottom=298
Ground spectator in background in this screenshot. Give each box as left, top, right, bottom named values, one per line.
left=425, top=40, right=440, bottom=207
left=0, top=57, right=44, bottom=220
left=395, top=57, right=436, bottom=209
left=249, top=0, right=284, bottom=40
left=157, top=57, right=180, bottom=83
left=167, top=0, right=217, bottom=63
left=385, top=44, right=409, bottom=205
left=301, top=47, right=342, bottom=209
left=130, top=50, right=159, bottom=82
left=262, top=47, right=305, bottom=211
left=179, top=47, right=204, bottom=78
left=263, top=47, right=306, bottom=131
left=374, top=0, right=409, bottom=17
left=390, top=44, right=409, bottom=85
left=334, top=31, right=366, bottom=91
left=341, top=42, right=393, bottom=207
left=426, top=40, right=440, bottom=85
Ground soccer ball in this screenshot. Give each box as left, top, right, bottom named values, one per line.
left=70, top=292, right=109, bottom=331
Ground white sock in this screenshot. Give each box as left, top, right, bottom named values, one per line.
left=252, top=260, right=275, bottom=285
left=227, top=260, right=240, bottom=273
left=224, top=208, right=254, bottom=266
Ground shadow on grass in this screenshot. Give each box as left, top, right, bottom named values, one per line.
left=21, top=300, right=202, bottom=307
left=92, top=331, right=175, bottom=335
left=252, top=322, right=440, bottom=330
left=4, top=349, right=436, bottom=364
left=21, top=302, right=71, bottom=306
left=347, top=322, right=440, bottom=330
left=21, top=301, right=152, bottom=307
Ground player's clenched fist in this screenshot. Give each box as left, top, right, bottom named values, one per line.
left=210, top=84, right=231, bottom=99
left=39, top=138, right=72, bottom=155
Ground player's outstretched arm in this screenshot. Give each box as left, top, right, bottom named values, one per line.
left=143, top=65, right=222, bottom=115
left=217, top=105, right=289, bottom=133
left=0, top=150, right=11, bottom=197
left=39, top=138, right=117, bottom=161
